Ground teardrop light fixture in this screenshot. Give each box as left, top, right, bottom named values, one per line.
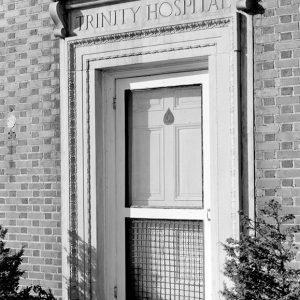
left=163, top=108, right=174, bottom=125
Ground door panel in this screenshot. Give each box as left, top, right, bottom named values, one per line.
left=175, top=125, right=202, bottom=202
left=174, top=85, right=202, bottom=109
left=131, top=127, right=164, bottom=201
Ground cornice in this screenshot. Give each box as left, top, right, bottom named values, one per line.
left=62, top=0, right=138, bottom=10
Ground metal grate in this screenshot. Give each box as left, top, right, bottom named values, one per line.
left=126, top=219, right=204, bottom=300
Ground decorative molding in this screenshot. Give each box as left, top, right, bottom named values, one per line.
left=163, top=108, right=175, bottom=125
left=89, top=43, right=216, bottom=62
left=85, top=60, right=92, bottom=298
left=49, top=1, right=68, bottom=38
left=69, top=17, right=231, bottom=49
left=68, top=45, right=78, bottom=299
left=66, top=18, right=230, bottom=298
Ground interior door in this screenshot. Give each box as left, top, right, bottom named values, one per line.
left=115, top=71, right=211, bottom=300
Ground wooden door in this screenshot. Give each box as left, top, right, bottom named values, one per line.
left=115, top=72, right=211, bottom=300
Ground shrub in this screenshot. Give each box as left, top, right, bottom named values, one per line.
left=222, top=200, right=300, bottom=300
left=0, top=225, right=56, bottom=300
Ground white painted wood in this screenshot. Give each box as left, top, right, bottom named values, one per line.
left=89, top=67, right=98, bottom=297
left=59, top=38, right=70, bottom=300
left=129, top=86, right=202, bottom=207
left=115, top=74, right=127, bottom=300
left=175, top=125, right=202, bottom=201
left=121, top=207, right=207, bottom=219
left=115, top=71, right=211, bottom=300
left=93, top=71, right=105, bottom=300
left=128, top=73, right=208, bottom=90
left=103, top=73, right=118, bottom=300
left=246, top=15, right=255, bottom=222
left=131, top=126, right=164, bottom=201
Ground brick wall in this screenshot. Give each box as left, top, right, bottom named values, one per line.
left=254, top=0, right=300, bottom=262
left=0, top=0, right=61, bottom=298
left=2, top=0, right=300, bottom=297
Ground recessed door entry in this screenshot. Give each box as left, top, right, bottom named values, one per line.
left=114, top=72, right=211, bottom=300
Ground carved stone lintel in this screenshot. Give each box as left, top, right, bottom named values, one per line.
left=49, top=1, right=67, bottom=38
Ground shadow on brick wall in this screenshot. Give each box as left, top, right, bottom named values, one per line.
left=66, top=231, right=97, bottom=300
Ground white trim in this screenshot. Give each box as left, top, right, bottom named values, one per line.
left=121, top=208, right=208, bottom=219
left=102, top=73, right=118, bottom=300
left=127, top=72, right=208, bottom=89
left=246, top=15, right=255, bottom=222
left=60, top=38, right=70, bottom=300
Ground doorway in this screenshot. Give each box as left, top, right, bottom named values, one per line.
left=104, top=70, right=212, bottom=300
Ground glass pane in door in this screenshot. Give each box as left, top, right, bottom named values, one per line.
left=126, top=86, right=203, bottom=208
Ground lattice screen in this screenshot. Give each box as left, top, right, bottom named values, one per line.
left=126, top=219, right=204, bottom=300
